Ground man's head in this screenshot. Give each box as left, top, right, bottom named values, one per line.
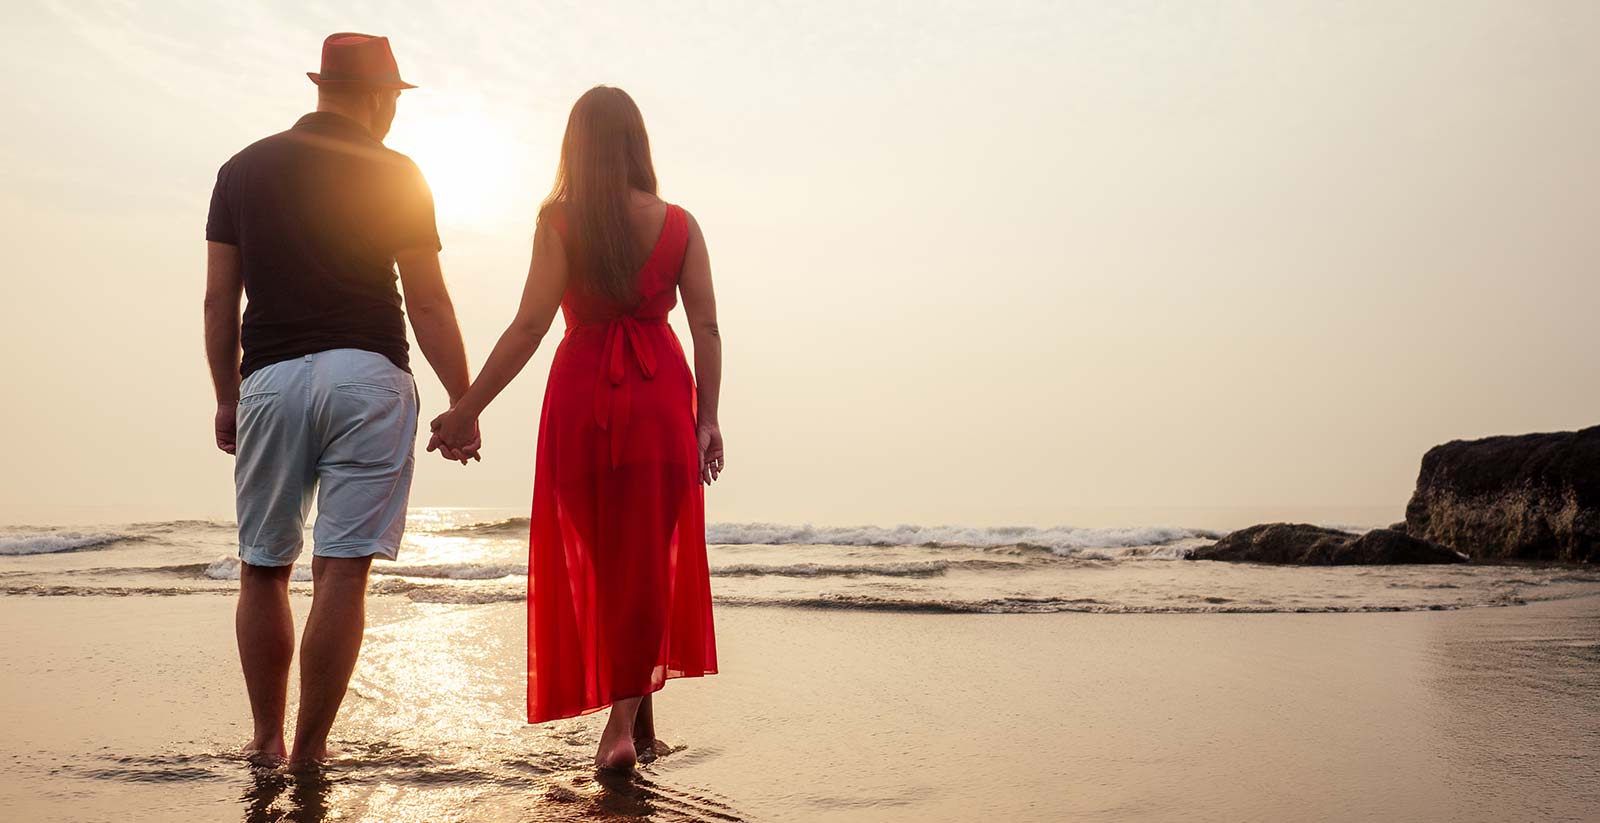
left=307, top=33, right=415, bottom=141
left=316, top=84, right=401, bottom=140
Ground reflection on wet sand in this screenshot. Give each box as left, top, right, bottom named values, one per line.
left=233, top=747, right=743, bottom=822
left=1423, top=599, right=1600, bottom=821
left=240, top=767, right=328, bottom=823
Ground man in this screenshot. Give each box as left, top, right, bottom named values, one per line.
left=203, top=32, right=478, bottom=769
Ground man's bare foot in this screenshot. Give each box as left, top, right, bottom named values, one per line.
left=595, top=736, right=637, bottom=773
left=243, top=737, right=287, bottom=767
left=285, top=743, right=330, bottom=771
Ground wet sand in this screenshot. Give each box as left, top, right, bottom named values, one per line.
left=2, top=592, right=1597, bottom=821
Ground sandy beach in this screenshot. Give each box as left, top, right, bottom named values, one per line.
left=10, top=1, right=1600, bottom=820
left=4, top=586, right=1596, bottom=822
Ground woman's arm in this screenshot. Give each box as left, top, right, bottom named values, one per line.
left=678, top=210, right=724, bottom=484
left=429, top=218, right=569, bottom=454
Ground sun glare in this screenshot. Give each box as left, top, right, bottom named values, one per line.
left=387, top=105, right=533, bottom=228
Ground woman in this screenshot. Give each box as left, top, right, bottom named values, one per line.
left=429, top=86, right=722, bottom=771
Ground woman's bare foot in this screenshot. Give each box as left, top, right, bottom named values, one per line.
left=595, top=696, right=644, bottom=772
left=633, top=736, right=666, bottom=763
left=632, top=694, right=661, bottom=762
left=595, top=735, right=637, bottom=772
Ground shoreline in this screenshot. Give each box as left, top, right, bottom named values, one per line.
left=3, top=591, right=1598, bottom=821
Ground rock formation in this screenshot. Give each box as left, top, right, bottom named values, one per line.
left=1404, top=426, right=1600, bottom=563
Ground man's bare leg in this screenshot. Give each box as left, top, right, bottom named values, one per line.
left=288, top=555, right=372, bottom=767
left=237, top=562, right=295, bottom=765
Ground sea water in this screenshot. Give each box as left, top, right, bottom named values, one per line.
left=3, top=508, right=1598, bottom=614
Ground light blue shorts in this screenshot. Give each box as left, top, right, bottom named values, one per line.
left=234, top=348, right=418, bottom=567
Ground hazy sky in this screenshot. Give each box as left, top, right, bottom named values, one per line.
left=2, top=1, right=1596, bottom=528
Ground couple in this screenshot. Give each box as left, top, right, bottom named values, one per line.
left=202, top=33, right=722, bottom=773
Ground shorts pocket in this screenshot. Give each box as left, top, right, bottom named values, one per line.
left=238, top=390, right=278, bottom=406
left=336, top=382, right=402, bottom=399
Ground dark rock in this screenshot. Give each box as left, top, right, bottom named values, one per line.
left=1188, top=523, right=1465, bottom=565
left=1387, top=521, right=1408, bottom=534
left=1405, top=426, right=1600, bottom=563
left=1190, top=523, right=1351, bottom=564
left=1341, top=528, right=1468, bottom=564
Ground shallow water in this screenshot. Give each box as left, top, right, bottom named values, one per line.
left=3, top=509, right=1598, bottom=614
left=5, top=595, right=1599, bottom=822
left=4, top=509, right=1599, bottom=821
left=1, top=592, right=749, bottom=823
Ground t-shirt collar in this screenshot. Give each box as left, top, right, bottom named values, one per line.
left=293, top=111, right=377, bottom=142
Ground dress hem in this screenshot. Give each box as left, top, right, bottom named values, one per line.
left=525, top=668, right=719, bottom=725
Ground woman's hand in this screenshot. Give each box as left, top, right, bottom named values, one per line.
left=697, top=421, right=724, bottom=485
left=428, top=408, right=482, bottom=464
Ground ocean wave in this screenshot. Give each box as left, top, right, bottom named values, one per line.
left=708, top=559, right=1023, bottom=578
left=5, top=578, right=1599, bottom=614
left=704, top=523, right=1219, bottom=554
left=355, top=584, right=1589, bottom=615
left=200, top=558, right=529, bottom=583
left=367, top=579, right=522, bottom=604
left=437, top=518, right=528, bottom=536
left=380, top=563, right=526, bottom=580
left=202, top=557, right=312, bottom=582
left=436, top=518, right=1220, bottom=555
left=202, top=557, right=1032, bottom=583
left=0, top=583, right=229, bottom=597
left=1073, top=544, right=1197, bottom=561
left=710, top=561, right=950, bottom=578
left=0, top=532, right=133, bottom=556
left=709, top=593, right=1500, bottom=615
left=134, top=520, right=236, bottom=534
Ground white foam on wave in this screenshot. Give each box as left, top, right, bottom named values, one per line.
left=379, top=563, right=526, bottom=580
left=203, top=557, right=313, bottom=582
left=200, top=557, right=524, bottom=582
left=710, top=560, right=955, bottom=578
left=368, top=578, right=522, bottom=604
left=1074, top=543, right=1198, bottom=561
left=704, top=522, right=1218, bottom=555
left=0, top=532, right=130, bottom=556
left=436, top=518, right=1220, bottom=555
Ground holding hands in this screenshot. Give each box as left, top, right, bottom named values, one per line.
left=428, top=408, right=482, bottom=464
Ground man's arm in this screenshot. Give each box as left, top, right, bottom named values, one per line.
left=396, top=248, right=476, bottom=458
left=204, top=241, right=244, bottom=454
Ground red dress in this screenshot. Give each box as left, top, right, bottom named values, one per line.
left=527, top=203, right=717, bottom=723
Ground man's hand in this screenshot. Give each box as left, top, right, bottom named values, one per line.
left=215, top=401, right=238, bottom=455
left=428, top=408, right=482, bottom=464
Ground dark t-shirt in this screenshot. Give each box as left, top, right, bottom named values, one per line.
left=206, top=112, right=440, bottom=379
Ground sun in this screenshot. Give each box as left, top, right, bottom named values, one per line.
left=386, top=104, right=533, bottom=229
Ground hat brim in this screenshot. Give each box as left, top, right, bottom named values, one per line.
left=307, top=71, right=417, bottom=90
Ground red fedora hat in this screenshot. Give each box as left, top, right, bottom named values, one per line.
left=307, top=32, right=416, bottom=89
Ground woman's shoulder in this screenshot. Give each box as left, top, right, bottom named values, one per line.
left=673, top=203, right=702, bottom=241
left=645, top=196, right=696, bottom=233
left=537, top=200, right=568, bottom=222
left=537, top=201, right=570, bottom=238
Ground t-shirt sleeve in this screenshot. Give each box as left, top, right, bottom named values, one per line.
left=205, top=162, right=238, bottom=245
left=385, top=157, right=442, bottom=254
